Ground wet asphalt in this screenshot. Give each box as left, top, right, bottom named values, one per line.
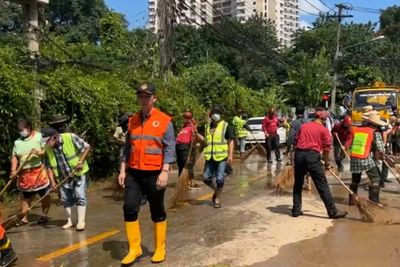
left=4, top=151, right=400, bottom=267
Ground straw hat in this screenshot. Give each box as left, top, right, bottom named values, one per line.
left=362, top=111, right=388, bottom=127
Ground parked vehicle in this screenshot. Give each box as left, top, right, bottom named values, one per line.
left=245, top=117, right=286, bottom=146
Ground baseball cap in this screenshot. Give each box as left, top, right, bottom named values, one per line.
left=136, top=83, right=156, bottom=95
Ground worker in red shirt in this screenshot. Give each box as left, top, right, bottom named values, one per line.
left=262, top=108, right=282, bottom=163
left=293, top=110, right=347, bottom=219
left=331, top=116, right=352, bottom=172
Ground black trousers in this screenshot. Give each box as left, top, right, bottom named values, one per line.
left=265, top=134, right=281, bottom=161
left=351, top=166, right=380, bottom=186
left=293, top=150, right=337, bottom=215
left=123, top=169, right=166, bottom=222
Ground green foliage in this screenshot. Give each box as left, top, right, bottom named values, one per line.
left=288, top=49, right=331, bottom=107
left=380, top=5, right=400, bottom=41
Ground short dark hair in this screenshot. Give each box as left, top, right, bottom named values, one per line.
left=18, top=118, right=32, bottom=130
left=41, top=127, right=58, bottom=138
left=295, top=105, right=305, bottom=115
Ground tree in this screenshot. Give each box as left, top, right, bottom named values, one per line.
left=288, top=49, right=331, bottom=107
left=380, top=5, right=400, bottom=41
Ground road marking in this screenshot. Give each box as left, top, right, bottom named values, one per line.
left=36, top=229, right=120, bottom=262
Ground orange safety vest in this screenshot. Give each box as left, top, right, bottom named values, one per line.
left=127, top=108, right=171, bottom=171
left=350, top=126, right=375, bottom=159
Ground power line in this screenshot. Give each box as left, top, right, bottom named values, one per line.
left=305, top=0, right=325, bottom=13
left=287, top=2, right=319, bottom=17
left=317, top=0, right=335, bottom=12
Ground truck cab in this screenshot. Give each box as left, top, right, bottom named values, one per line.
left=351, top=82, right=400, bottom=126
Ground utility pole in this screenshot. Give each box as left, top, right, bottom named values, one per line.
left=157, top=0, right=177, bottom=77
left=328, top=3, right=352, bottom=111
left=20, top=0, right=48, bottom=125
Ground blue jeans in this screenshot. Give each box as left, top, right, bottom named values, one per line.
left=60, top=175, right=87, bottom=207
left=203, top=160, right=227, bottom=188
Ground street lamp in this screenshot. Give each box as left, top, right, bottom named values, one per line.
left=330, top=35, right=385, bottom=111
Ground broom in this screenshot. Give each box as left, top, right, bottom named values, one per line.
left=327, top=166, right=400, bottom=224
left=170, top=139, right=195, bottom=208
left=333, top=133, right=350, bottom=160
left=273, top=159, right=294, bottom=195
left=249, top=132, right=267, bottom=157
left=383, top=160, right=400, bottom=185
left=0, top=149, right=35, bottom=199
left=1, top=170, right=75, bottom=230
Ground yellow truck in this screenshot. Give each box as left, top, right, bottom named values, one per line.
left=352, top=82, right=400, bottom=125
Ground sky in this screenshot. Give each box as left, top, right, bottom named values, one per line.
left=105, top=0, right=399, bottom=29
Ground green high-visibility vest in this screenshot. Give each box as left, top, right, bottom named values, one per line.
left=45, top=133, right=89, bottom=177
left=204, top=121, right=228, bottom=161
left=232, top=116, right=248, bottom=138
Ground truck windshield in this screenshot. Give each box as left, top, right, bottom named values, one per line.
left=353, top=90, right=397, bottom=111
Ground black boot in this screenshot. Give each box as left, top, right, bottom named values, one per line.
left=0, top=247, right=17, bottom=267
left=328, top=210, right=348, bottom=219
left=369, top=185, right=380, bottom=203
left=349, top=183, right=358, bottom=206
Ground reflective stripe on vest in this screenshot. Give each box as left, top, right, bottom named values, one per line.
left=350, top=127, right=375, bottom=159
left=204, top=121, right=228, bottom=161
left=45, top=133, right=89, bottom=177
left=128, top=108, right=171, bottom=170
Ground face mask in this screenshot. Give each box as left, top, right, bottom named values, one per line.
left=19, top=130, right=29, bottom=138
left=211, top=113, right=221, bottom=122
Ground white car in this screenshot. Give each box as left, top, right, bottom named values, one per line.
left=245, top=117, right=286, bottom=146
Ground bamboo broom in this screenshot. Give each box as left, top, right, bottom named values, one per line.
left=327, top=167, right=400, bottom=224
left=1, top=170, right=76, bottom=230
left=170, top=139, right=195, bottom=208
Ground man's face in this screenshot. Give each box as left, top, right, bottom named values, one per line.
left=268, top=109, right=275, bottom=117
left=137, top=92, right=156, bottom=110
left=46, top=135, right=58, bottom=148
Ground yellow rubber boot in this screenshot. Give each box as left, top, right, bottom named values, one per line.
left=121, top=221, right=142, bottom=265
left=151, top=220, right=167, bottom=263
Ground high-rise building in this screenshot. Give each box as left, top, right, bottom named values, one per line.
left=148, top=0, right=213, bottom=32
left=148, top=0, right=300, bottom=46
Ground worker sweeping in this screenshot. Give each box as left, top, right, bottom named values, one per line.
left=201, top=105, right=234, bottom=208
left=118, top=82, right=175, bottom=265
left=41, top=127, right=91, bottom=231
left=349, top=110, right=386, bottom=205
left=331, top=116, right=352, bottom=172
left=0, top=222, right=17, bottom=266
left=292, top=110, right=347, bottom=219
left=232, top=109, right=248, bottom=157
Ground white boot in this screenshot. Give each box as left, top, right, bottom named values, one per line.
left=62, top=207, right=73, bottom=230
left=76, top=205, right=86, bottom=231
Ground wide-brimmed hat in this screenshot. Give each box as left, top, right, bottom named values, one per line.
left=362, top=105, right=374, bottom=114
left=48, top=114, right=69, bottom=125
left=362, top=111, right=388, bottom=127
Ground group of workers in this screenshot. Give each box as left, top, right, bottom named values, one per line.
left=2, top=80, right=399, bottom=267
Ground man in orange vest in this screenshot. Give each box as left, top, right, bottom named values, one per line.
left=118, top=83, right=175, bottom=265
left=349, top=110, right=386, bottom=205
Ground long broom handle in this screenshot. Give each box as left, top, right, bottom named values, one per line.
left=2, top=171, right=76, bottom=225
left=321, top=160, right=354, bottom=195
left=334, top=133, right=350, bottom=160
left=382, top=160, right=400, bottom=184
left=0, top=149, right=35, bottom=196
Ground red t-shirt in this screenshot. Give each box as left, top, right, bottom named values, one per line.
left=262, top=115, right=279, bottom=136
left=176, top=125, right=195, bottom=145
left=331, top=123, right=352, bottom=147
left=295, top=121, right=332, bottom=153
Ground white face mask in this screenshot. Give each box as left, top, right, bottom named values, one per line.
left=211, top=113, right=221, bottom=122
left=19, top=129, right=29, bottom=138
